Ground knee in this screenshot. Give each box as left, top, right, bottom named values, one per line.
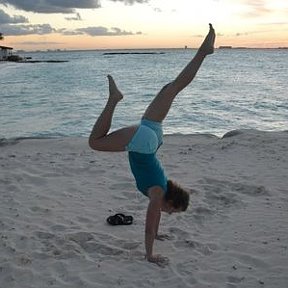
left=169, top=81, right=181, bottom=94
left=160, top=82, right=173, bottom=94
left=88, top=136, right=100, bottom=151
left=160, top=81, right=178, bottom=97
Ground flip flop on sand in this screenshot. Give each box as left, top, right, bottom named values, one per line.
left=106, top=213, right=133, bottom=225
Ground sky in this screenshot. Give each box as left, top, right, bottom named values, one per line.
left=0, top=0, right=288, bottom=51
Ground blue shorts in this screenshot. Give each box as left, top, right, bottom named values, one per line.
left=126, top=119, right=163, bottom=154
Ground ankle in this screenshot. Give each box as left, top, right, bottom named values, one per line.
left=106, top=97, right=119, bottom=108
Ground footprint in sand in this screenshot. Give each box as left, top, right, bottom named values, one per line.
left=227, top=275, right=245, bottom=284
left=30, top=206, right=51, bottom=214
left=231, top=252, right=269, bottom=269
left=193, top=206, right=214, bottom=216
left=76, top=216, right=93, bottom=224
left=176, top=260, right=199, bottom=282
left=81, top=241, right=125, bottom=256
left=66, top=231, right=94, bottom=244
left=34, top=231, right=55, bottom=240
left=174, top=239, right=217, bottom=256
left=199, top=178, right=246, bottom=212
left=202, top=178, right=270, bottom=198
left=67, top=231, right=140, bottom=257
left=169, top=227, right=190, bottom=240
left=110, top=182, right=135, bottom=192
left=112, top=239, right=141, bottom=250
left=191, top=206, right=215, bottom=222
left=33, top=231, right=86, bottom=259
left=50, top=224, right=67, bottom=232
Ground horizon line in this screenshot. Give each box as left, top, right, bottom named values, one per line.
left=14, top=46, right=288, bottom=53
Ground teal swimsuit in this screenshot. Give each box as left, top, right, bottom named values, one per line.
left=126, top=119, right=167, bottom=196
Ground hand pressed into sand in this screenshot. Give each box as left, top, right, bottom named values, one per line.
left=146, top=254, right=169, bottom=267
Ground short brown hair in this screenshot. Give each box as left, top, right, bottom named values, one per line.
left=165, top=180, right=190, bottom=211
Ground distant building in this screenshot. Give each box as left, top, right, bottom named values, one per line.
left=0, top=45, right=13, bottom=60
left=219, top=46, right=233, bottom=49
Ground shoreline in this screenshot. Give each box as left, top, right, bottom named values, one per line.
left=1, top=128, right=288, bottom=144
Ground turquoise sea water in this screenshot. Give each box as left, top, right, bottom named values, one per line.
left=0, top=49, right=287, bottom=139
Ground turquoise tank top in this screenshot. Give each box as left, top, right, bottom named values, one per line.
left=128, top=151, right=167, bottom=196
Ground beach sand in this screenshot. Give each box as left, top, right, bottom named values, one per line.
left=1, top=130, right=287, bottom=288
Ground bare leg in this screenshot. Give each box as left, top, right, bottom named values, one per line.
left=89, top=75, right=137, bottom=151
left=143, top=24, right=216, bottom=122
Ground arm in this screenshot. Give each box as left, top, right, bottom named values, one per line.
left=145, top=187, right=162, bottom=258
left=154, top=208, right=170, bottom=240
left=154, top=208, right=161, bottom=238
left=154, top=205, right=172, bottom=241
left=145, top=187, right=169, bottom=266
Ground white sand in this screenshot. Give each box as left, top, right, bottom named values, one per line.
left=0, top=130, right=288, bottom=288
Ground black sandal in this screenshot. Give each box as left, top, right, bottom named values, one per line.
left=106, top=213, right=133, bottom=225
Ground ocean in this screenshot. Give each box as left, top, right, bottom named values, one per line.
left=1, top=48, right=287, bottom=139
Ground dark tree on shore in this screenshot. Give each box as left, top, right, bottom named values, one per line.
left=0, top=33, right=4, bottom=40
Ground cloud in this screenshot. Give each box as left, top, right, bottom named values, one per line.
left=0, top=6, right=143, bottom=37
left=234, top=28, right=279, bottom=37
left=153, top=8, right=162, bottom=13
left=241, top=0, right=272, bottom=17
left=65, top=12, right=82, bottom=21
left=0, top=8, right=47, bottom=36
left=258, top=21, right=288, bottom=26
left=0, top=8, right=28, bottom=24
left=12, top=41, right=63, bottom=46
left=0, top=23, right=54, bottom=35
left=60, top=26, right=142, bottom=36
left=109, top=0, right=148, bottom=4
left=0, top=0, right=149, bottom=14
left=0, top=0, right=101, bottom=14
left=1, top=23, right=142, bottom=36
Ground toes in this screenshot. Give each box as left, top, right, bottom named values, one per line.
left=107, top=74, right=113, bottom=83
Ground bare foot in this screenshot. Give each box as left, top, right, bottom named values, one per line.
left=107, top=75, right=123, bottom=102
left=199, top=23, right=216, bottom=56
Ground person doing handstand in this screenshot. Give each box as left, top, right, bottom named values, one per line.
left=89, top=24, right=216, bottom=266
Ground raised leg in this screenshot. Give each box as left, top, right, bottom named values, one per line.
left=143, top=24, right=216, bottom=122
left=89, top=75, right=137, bottom=152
